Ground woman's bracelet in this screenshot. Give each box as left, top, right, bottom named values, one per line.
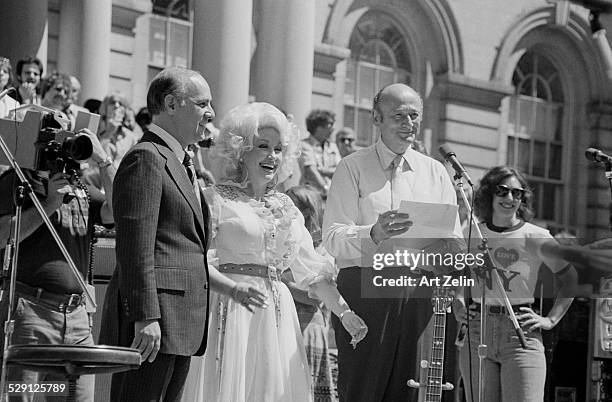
left=230, top=284, right=239, bottom=300
left=339, top=309, right=354, bottom=321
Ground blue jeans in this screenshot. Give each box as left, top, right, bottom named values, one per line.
left=6, top=296, right=94, bottom=402
left=458, top=310, right=546, bottom=402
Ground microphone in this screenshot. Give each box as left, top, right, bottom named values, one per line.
left=585, top=147, right=612, bottom=163
left=438, top=144, right=474, bottom=186
left=0, top=87, right=15, bottom=101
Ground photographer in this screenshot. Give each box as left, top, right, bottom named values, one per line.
left=0, top=127, right=115, bottom=402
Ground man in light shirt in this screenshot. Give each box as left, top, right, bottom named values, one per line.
left=323, top=83, right=464, bottom=402
left=299, top=109, right=340, bottom=197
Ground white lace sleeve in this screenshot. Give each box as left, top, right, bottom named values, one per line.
left=278, top=193, right=337, bottom=288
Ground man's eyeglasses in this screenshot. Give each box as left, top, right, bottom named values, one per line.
left=339, top=138, right=356, bottom=145
left=494, top=184, right=525, bottom=199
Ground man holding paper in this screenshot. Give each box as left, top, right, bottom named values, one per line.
left=323, top=83, right=464, bottom=402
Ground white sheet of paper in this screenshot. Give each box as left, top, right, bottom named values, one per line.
left=397, top=200, right=458, bottom=238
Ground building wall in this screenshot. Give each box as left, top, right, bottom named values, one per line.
left=12, top=0, right=612, bottom=240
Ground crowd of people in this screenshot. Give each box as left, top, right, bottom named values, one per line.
left=0, top=56, right=579, bottom=402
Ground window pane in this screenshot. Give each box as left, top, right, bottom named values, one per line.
left=518, top=98, right=533, bottom=134
left=552, top=106, right=562, bottom=141
left=508, top=98, right=517, bottom=135
left=345, top=61, right=356, bottom=102
left=343, top=106, right=355, bottom=129
left=536, top=79, right=550, bottom=100
left=360, top=42, right=377, bottom=63
left=532, top=141, right=546, bottom=177
left=379, top=69, right=394, bottom=91
left=168, top=22, right=189, bottom=68
left=549, top=144, right=562, bottom=180
left=359, top=65, right=375, bottom=107
left=358, top=108, right=373, bottom=146
left=153, top=0, right=190, bottom=20
left=149, top=18, right=166, bottom=66
left=507, top=137, right=516, bottom=166
left=533, top=102, right=549, bottom=139
left=378, top=44, right=394, bottom=66
left=518, top=138, right=530, bottom=174
left=540, top=183, right=557, bottom=221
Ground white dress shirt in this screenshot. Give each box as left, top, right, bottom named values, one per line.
left=323, top=139, right=463, bottom=268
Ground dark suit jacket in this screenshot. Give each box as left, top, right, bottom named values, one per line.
left=99, top=131, right=211, bottom=356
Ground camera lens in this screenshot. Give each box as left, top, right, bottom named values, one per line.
left=62, top=135, right=93, bottom=161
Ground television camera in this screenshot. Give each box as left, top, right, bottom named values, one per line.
left=0, top=107, right=100, bottom=177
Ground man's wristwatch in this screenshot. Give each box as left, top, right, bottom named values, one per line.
left=97, top=156, right=113, bottom=169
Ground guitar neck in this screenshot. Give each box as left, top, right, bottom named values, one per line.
left=425, top=310, right=446, bottom=402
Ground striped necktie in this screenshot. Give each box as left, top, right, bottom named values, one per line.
left=390, top=154, right=408, bottom=210
left=183, top=152, right=202, bottom=205
left=183, top=153, right=196, bottom=184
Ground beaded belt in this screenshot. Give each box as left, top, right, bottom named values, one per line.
left=218, top=263, right=282, bottom=328
left=218, top=263, right=281, bottom=281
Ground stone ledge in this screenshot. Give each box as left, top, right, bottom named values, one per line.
left=314, top=43, right=350, bottom=78
left=437, top=72, right=514, bottom=109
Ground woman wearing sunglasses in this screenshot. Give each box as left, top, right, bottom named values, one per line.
left=455, top=165, right=577, bottom=402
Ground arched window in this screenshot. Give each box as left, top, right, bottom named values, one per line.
left=344, top=12, right=411, bottom=146
left=506, top=51, right=566, bottom=231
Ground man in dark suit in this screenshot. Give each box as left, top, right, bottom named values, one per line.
left=100, top=67, right=266, bottom=401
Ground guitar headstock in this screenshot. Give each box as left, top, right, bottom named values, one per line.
left=432, top=286, right=454, bottom=314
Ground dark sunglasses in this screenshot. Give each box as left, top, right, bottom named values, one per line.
left=494, top=184, right=525, bottom=199
left=339, top=138, right=356, bottom=144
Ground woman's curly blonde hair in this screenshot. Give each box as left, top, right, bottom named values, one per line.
left=209, top=102, right=301, bottom=188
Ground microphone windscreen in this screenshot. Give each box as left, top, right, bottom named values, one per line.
left=586, top=147, right=601, bottom=162
left=438, top=143, right=455, bottom=159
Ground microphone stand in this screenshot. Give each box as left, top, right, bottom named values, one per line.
left=0, top=131, right=96, bottom=400
left=605, top=161, right=612, bottom=231
left=454, top=177, right=528, bottom=402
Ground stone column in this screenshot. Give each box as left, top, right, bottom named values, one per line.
left=192, top=0, right=253, bottom=120
left=281, top=0, right=316, bottom=133
left=252, top=0, right=286, bottom=107
left=0, top=0, right=48, bottom=71
left=58, top=0, right=82, bottom=76
left=80, top=0, right=111, bottom=102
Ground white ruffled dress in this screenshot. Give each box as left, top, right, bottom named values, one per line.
left=182, top=185, right=336, bottom=402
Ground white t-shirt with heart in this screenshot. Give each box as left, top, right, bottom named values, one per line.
left=466, top=221, right=567, bottom=306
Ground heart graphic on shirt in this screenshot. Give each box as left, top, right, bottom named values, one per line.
left=493, top=247, right=519, bottom=268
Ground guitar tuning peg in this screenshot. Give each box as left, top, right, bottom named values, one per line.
left=441, top=382, right=454, bottom=391
left=406, top=379, right=422, bottom=388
